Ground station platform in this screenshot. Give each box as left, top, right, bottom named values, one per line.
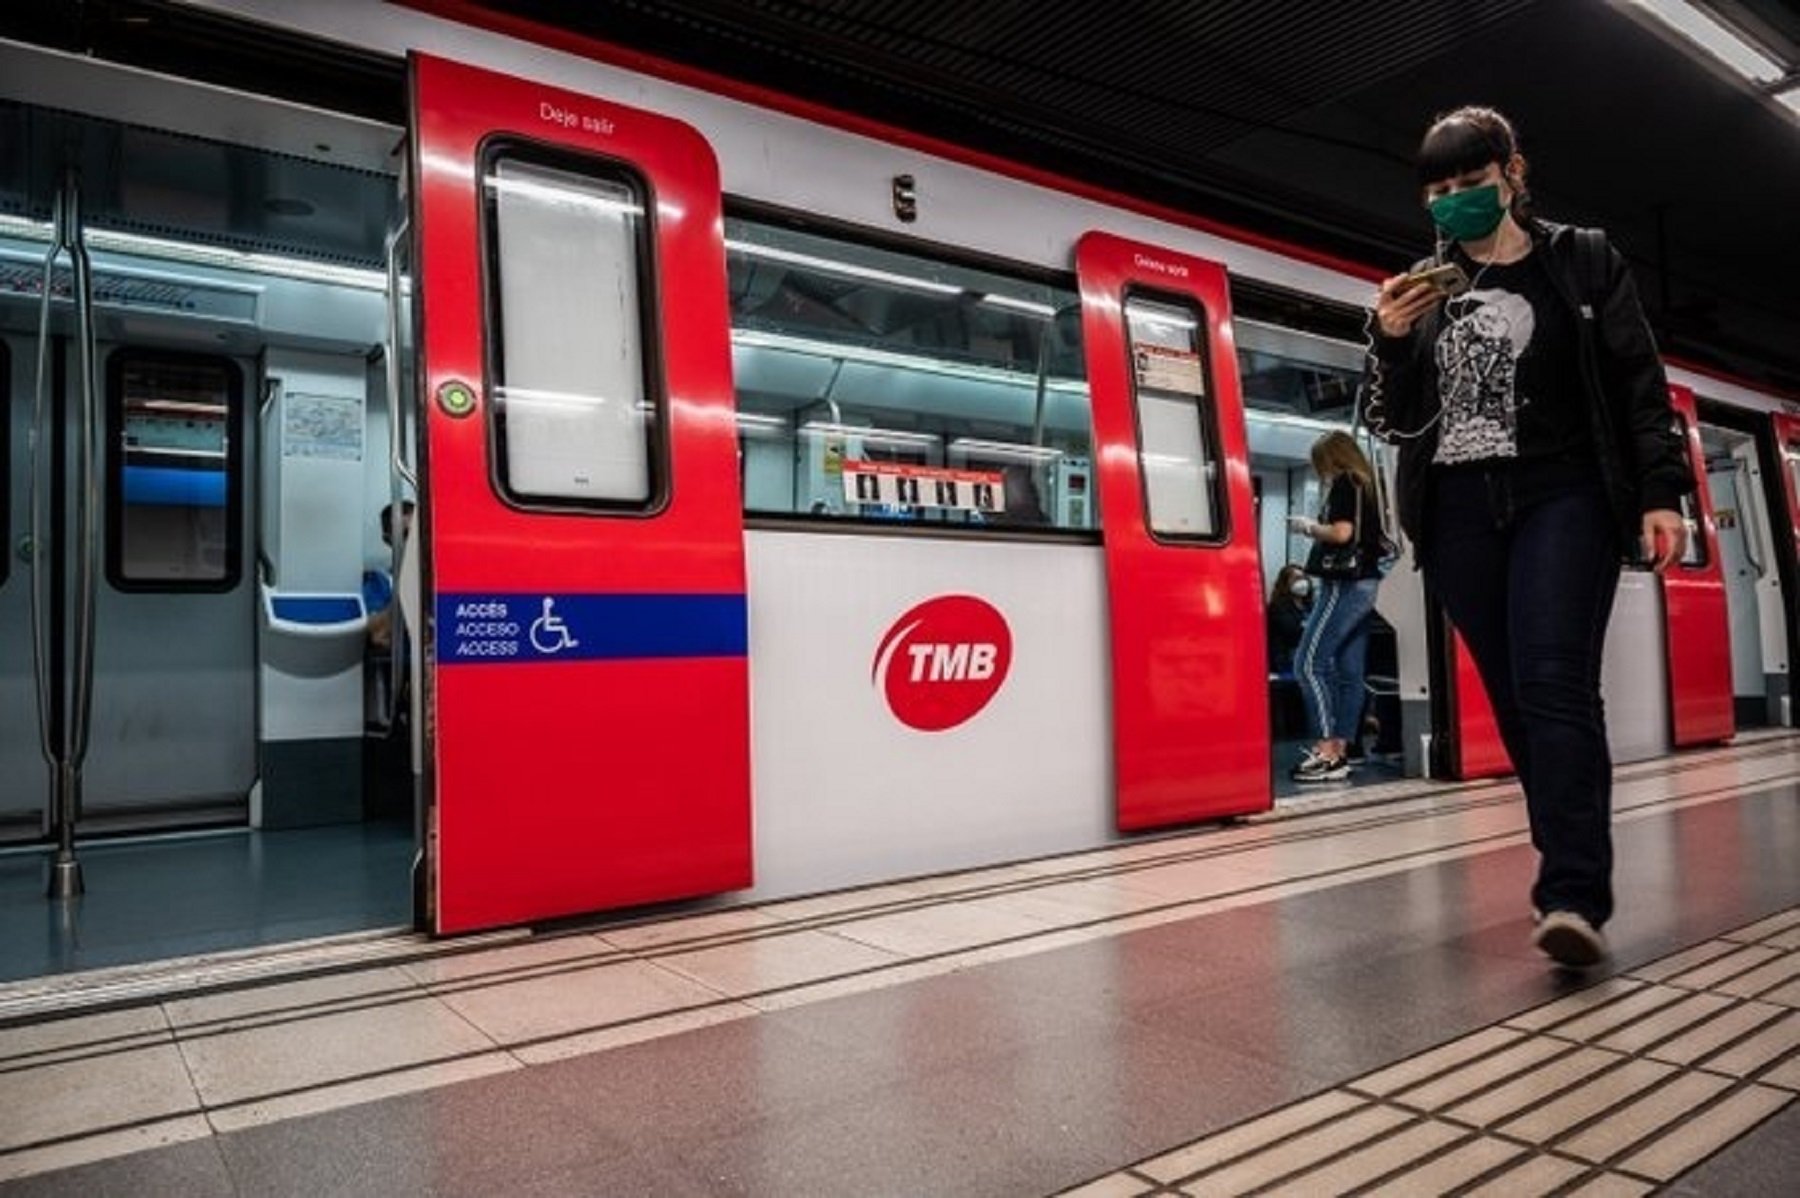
left=1, top=738, right=1796, bottom=1196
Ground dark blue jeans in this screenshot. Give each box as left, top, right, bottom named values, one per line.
left=1425, top=457, right=1623, bottom=927
left=1295, top=577, right=1380, bottom=742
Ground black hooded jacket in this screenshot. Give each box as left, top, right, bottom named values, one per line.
left=1359, top=220, right=1694, bottom=563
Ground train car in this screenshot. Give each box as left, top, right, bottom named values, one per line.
left=1, top=0, right=1793, bottom=954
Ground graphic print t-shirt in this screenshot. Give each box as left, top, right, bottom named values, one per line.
left=1431, top=254, right=1587, bottom=465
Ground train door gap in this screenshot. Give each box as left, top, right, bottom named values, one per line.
left=0, top=91, right=416, bottom=982
left=1697, top=407, right=1792, bottom=729
left=1237, top=324, right=1408, bottom=801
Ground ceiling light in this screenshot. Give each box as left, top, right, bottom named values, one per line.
left=1621, top=0, right=1784, bottom=85
left=979, top=294, right=1056, bottom=318
left=798, top=421, right=939, bottom=447
left=1778, top=86, right=1800, bottom=119
left=949, top=438, right=1063, bottom=461
left=0, top=212, right=386, bottom=290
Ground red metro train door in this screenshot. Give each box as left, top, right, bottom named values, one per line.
left=410, top=54, right=750, bottom=933
left=1663, top=384, right=1733, bottom=746
left=1076, top=234, right=1268, bottom=829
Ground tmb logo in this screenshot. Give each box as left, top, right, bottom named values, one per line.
left=872, top=595, right=1012, bottom=731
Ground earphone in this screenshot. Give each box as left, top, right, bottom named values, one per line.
left=1360, top=238, right=1507, bottom=443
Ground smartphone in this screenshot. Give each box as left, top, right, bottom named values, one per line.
left=1399, top=262, right=1471, bottom=298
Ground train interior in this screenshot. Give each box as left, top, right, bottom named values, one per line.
left=0, top=98, right=418, bottom=980
left=1699, top=415, right=1791, bottom=730
left=1237, top=324, right=1409, bottom=796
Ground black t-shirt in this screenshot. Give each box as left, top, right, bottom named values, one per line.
left=1432, top=251, right=1589, bottom=465
left=1304, top=476, right=1385, bottom=580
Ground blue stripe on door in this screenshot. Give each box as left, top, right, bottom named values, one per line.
left=436, top=592, right=748, bottom=664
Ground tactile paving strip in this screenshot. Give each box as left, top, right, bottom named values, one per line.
left=1063, top=908, right=1799, bottom=1197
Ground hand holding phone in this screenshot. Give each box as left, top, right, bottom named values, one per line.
left=1375, top=262, right=1467, bottom=338
left=1398, top=262, right=1472, bottom=298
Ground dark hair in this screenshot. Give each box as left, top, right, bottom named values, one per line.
left=1416, top=106, right=1517, bottom=184
left=379, top=500, right=417, bottom=543
left=1416, top=105, right=1533, bottom=222
left=1270, top=563, right=1308, bottom=607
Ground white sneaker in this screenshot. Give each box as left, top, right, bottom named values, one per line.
left=1532, top=910, right=1608, bottom=968
left=1290, top=753, right=1350, bottom=783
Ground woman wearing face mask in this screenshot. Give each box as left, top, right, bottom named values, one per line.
left=1362, top=106, right=1693, bottom=967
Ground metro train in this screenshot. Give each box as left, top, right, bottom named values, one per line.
left=3, top=0, right=1795, bottom=944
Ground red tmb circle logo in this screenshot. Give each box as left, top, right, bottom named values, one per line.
left=872, top=595, right=1013, bottom=731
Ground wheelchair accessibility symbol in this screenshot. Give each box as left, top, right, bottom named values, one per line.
left=529, top=596, right=580, bottom=655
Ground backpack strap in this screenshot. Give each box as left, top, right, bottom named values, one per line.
left=1572, top=227, right=1609, bottom=320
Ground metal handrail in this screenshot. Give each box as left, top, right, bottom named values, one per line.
left=384, top=218, right=417, bottom=498
left=1736, top=459, right=1769, bottom=579
left=27, top=191, right=63, bottom=779
left=28, top=172, right=97, bottom=899
left=68, top=178, right=101, bottom=778
left=383, top=218, right=414, bottom=733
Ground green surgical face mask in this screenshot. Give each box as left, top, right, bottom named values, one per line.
left=1428, top=183, right=1506, bottom=243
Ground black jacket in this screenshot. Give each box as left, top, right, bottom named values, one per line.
left=1359, top=221, right=1694, bottom=561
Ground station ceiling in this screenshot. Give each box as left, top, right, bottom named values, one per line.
left=483, top=0, right=1800, bottom=396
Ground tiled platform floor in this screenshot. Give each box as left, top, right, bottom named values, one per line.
left=1079, top=908, right=1799, bottom=1195
left=0, top=737, right=1797, bottom=1195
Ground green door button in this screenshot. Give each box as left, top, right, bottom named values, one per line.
left=437, top=380, right=477, bottom=417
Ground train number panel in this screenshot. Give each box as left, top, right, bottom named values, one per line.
left=411, top=54, right=751, bottom=933
left=1076, top=233, right=1270, bottom=828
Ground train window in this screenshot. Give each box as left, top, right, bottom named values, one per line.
left=106, top=350, right=242, bottom=590
left=1235, top=320, right=1364, bottom=420
left=0, top=338, right=8, bottom=587
left=483, top=150, right=659, bottom=509
left=1124, top=293, right=1223, bottom=540
left=725, top=218, right=1095, bottom=532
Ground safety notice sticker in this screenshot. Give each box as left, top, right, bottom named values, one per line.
left=1133, top=344, right=1206, bottom=397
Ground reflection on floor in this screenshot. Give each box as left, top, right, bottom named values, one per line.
left=1271, top=737, right=1406, bottom=802
left=0, top=821, right=414, bottom=983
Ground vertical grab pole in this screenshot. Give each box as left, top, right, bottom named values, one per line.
left=383, top=217, right=415, bottom=733
left=58, top=170, right=101, bottom=900
left=30, top=172, right=94, bottom=900
left=28, top=191, right=65, bottom=859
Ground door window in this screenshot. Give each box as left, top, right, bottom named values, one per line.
left=484, top=150, right=659, bottom=509
left=107, top=350, right=242, bottom=589
left=1124, top=294, right=1223, bottom=540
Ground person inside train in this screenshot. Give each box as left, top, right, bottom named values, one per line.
left=363, top=500, right=415, bottom=652
left=1361, top=105, right=1693, bottom=968
left=1287, top=432, right=1389, bottom=783
left=1266, top=563, right=1312, bottom=676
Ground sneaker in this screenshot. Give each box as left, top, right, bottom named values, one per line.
left=1290, top=753, right=1350, bottom=783
left=1532, top=910, right=1609, bottom=968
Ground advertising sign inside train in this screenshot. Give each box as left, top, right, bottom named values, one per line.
left=842, top=462, right=1004, bottom=513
